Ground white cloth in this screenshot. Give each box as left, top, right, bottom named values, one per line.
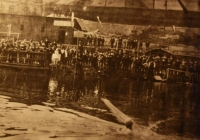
left=64, top=50, right=68, bottom=57
left=52, top=52, right=61, bottom=64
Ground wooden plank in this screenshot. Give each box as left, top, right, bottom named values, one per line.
left=168, top=68, right=187, bottom=73
left=0, top=63, right=49, bottom=70
left=101, top=98, right=133, bottom=129
left=154, top=75, right=167, bottom=81
left=80, top=105, right=107, bottom=112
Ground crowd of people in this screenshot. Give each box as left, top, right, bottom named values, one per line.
left=0, top=36, right=200, bottom=81
left=80, top=50, right=200, bottom=79
left=82, top=35, right=150, bottom=51
left=79, top=35, right=105, bottom=47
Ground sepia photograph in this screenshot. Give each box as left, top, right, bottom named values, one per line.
left=0, top=0, right=200, bottom=139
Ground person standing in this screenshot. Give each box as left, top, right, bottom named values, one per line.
left=148, top=59, right=156, bottom=80
left=44, top=38, right=50, bottom=48
left=139, top=40, right=143, bottom=50
left=101, top=37, right=105, bottom=47
left=135, top=39, right=138, bottom=50
left=97, top=36, right=101, bottom=48
left=89, top=35, right=92, bottom=46
left=94, top=35, right=97, bottom=47
left=127, top=38, right=131, bottom=49
left=145, top=41, right=150, bottom=51
left=110, top=36, right=115, bottom=48
left=78, top=40, right=83, bottom=59
left=60, top=46, right=65, bottom=64
left=87, top=35, right=90, bottom=46
left=52, top=40, right=57, bottom=47
left=118, top=36, right=122, bottom=49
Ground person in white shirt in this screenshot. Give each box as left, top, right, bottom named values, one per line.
left=52, top=49, right=61, bottom=64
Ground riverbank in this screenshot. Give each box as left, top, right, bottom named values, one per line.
left=0, top=94, right=133, bottom=140
left=0, top=93, right=185, bottom=140
left=0, top=87, right=196, bottom=140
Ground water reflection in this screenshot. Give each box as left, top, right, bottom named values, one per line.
left=46, top=72, right=200, bottom=138
left=104, top=78, right=200, bottom=138
left=0, top=68, right=49, bottom=104
left=47, top=72, right=99, bottom=107
left=0, top=68, right=200, bottom=138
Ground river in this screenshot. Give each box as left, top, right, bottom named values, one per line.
left=0, top=68, right=199, bottom=139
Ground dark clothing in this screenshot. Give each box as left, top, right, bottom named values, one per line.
left=97, top=38, right=101, bottom=47
left=110, top=38, right=115, bottom=48
left=78, top=44, right=83, bottom=58
left=44, top=40, right=50, bottom=48
left=118, top=38, right=122, bottom=49
left=146, top=42, right=150, bottom=51
left=101, top=38, right=105, bottom=46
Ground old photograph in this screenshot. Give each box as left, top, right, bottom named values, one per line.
left=0, top=0, right=200, bottom=139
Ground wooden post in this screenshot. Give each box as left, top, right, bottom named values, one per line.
left=101, top=98, right=133, bottom=130
left=153, top=0, right=155, bottom=9
left=17, top=52, right=19, bottom=63
left=166, top=68, right=169, bottom=80
left=6, top=53, right=9, bottom=62
left=164, top=0, right=167, bottom=36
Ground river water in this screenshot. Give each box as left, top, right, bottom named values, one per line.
left=0, top=69, right=200, bottom=139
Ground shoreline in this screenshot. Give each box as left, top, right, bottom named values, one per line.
left=0, top=94, right=133, bottom=140
left=0, top=92, right=194, bottom=140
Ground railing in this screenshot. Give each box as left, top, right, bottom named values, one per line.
left=0, top=50, right=49, bottom=68
left=166, top=68, right=200, bottom=83
left=0, top=55, right=49, bottom=67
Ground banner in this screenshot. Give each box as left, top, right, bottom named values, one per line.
left=54, top=20, right=74, bottom=27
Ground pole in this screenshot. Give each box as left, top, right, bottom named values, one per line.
left=153, top=0, right=155, bottom=9
left=164, top=0, right=167, bottom=36
left=73, top=30, right=79, bottom=96
left=105, top=0, right=107, bottom=7
left=77, top=30, right=79, bottom=59
left=124, top=0, right=126, bottom=7
left=42, top=2, right=46, bottom=16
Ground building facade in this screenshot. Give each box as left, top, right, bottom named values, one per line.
left=0, top=0, right=43, bottom=16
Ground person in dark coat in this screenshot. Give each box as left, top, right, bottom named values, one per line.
left=101, top=37, right=105, bottom=47
left=97, top=36, right=101, bottom=48
left=110, top=36, right=115, bottom=48
left=91, top=53, right=98, bottom=69
left=52, top=40, right=57, bottom=47
left=44, top=38, right=50, bottom=48
left=146, top=41, right=150, bottom=51
left=60, top=46, right=65, bottom=64
left=147, top=59, right=155, bottom=80
left=94, top=36, right=97, bottom=47
left=118, top=36, right=122, bottom=49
